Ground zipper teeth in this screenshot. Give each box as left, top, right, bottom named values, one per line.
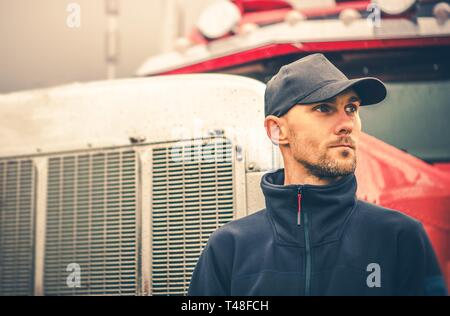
left=304, top=204, right=311, bottom=296
left=297, top=188, right=302, bottom=225
left=299, top=186, right=311, bottom=296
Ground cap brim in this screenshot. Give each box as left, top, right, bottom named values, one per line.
left=298, top=77, right=387, bottom=106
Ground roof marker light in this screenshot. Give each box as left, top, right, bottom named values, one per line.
left=433, top=2, right=450, bottom=25
left=285, top=10, right=307, bottom=26
left=174, top=37, right=192, bottom=53
left=196, top=0, right=242, bottom=39
left=239, top=23, right=259, bottom=35
left=339, top=8, right=362, bottom=26
left=374, top=0, right=416, bottom=15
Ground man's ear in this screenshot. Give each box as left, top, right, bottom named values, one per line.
left=264, top=115, right=289, bottom=146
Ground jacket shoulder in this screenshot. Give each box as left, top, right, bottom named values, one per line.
left=206, top=209, right=269, bottom=248
left=355, top=199, right=423, bottom=232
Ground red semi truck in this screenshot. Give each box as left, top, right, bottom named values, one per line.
left=137, top=0, right=450, bottom=290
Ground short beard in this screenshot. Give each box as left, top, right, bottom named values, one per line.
left=297, top=151, right=356, bottom=179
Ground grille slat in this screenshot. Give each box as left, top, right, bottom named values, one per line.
left=151, top=139, right=234, bottom=296
left=0, top=159, right=35, bottom=296
left=43, top=150, right=138, bottom=296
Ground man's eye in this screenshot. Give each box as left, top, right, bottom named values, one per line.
left=346, top=104, right=358, bottom=113
left=315, top=104, right=331, bottom=113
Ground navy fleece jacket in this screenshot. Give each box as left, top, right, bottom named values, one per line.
left=188, top=168, right=447, bottom=296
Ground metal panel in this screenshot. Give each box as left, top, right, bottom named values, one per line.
left=246, top=171, right=266, bottom=216
left=43, top=150, right=138, bottom=295
left=151, top=138, right=234, bottom=295
left=136, top=147, right=153, bottom=296
left=33, top=157, right=48, bottom=296
left=0, top=75, right=270, bottom=172
left=0, top=159, right=35, bottom=295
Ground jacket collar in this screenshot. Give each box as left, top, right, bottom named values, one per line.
left=260, top=168, right=357, bottom=247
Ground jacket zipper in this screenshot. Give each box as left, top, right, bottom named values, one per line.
left=298, top=186, right=311, bottom=296
left=297, top=188, right=302, bottom=225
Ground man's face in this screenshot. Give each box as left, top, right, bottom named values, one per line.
left=278, top=88, right=362, bottom=178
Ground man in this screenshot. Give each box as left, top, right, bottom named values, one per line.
left=188, top=53, right=448, bottom=296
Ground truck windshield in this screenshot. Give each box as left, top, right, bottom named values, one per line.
left=360, top=80, right=450, bottom=163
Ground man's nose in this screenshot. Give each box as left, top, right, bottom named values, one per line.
left=334, top=109, right=355, bottom=135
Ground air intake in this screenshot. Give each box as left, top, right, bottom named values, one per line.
left=43, top=150, right=138, bottom=295
left=0, top=159, right=35, bottom=295
left=151, top=138, right=235, bottom=295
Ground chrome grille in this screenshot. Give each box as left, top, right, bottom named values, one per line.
left=151, top=138, right=234, bottom=295
left=0, top=159, right=35, bottom=295
left=44, top=150, right=138, bottom=295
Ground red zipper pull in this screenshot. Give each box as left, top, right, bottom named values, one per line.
left=297, top=188, right=302, bottom=225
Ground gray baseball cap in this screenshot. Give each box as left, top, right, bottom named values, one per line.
left=264, top=53, right=387, bottom=117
